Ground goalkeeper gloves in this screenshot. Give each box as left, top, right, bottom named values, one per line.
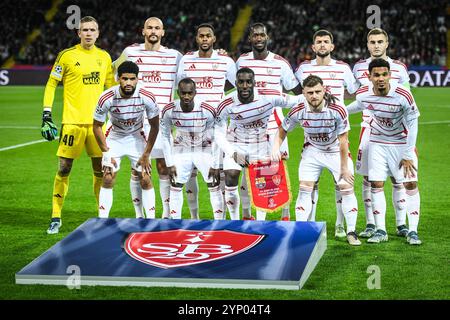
left=41, top=110, right=58, bottom=141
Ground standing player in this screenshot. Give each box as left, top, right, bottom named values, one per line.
left=113, top=17, right=182, bottom=219
left=215, top=68, right=300, bottom=220
left=353, top=28, right=411, bottom=238
left=347, top=59, right=421, bottom=245
left=236, top=22, right=302, bottom=221
left=176, top=23, right=236, bottom=219
left=160, top=78, right=223, bottom=219
left=272, top=75, right=361, bottom=246
left=93, top=61, right=160, bottom=218
left=42, top=16, right=114, bottom=234
left=294, top=29, right=359, bottom=237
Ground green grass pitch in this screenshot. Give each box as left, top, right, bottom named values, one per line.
left=0, top=86, right=449, bottom=300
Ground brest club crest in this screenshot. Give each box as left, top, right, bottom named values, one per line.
left=124, top=230, right=265, bottom=268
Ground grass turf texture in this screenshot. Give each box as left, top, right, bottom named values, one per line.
left=0, top=86, right=449, bottom=300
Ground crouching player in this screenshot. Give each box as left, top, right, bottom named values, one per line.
left=93, top=61, right=160, bottom=218
left=272, top=75, right=361, bottom=246
left=160, top=78, right=223, bottom=219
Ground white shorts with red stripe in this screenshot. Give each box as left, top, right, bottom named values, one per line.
left=299, top=146, right=354, bottom=182
left=172, top=151, right=216, bottom=184
left=368, top=143, right=418, bottom=183
left=105, top=132, right=147, bottom=173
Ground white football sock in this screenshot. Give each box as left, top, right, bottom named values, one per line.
left=225, top=186, right=240, bottom=220
left=340, top=188, right=358, bottom=233
left=310, top=183, right=319, bottom=221
left=256, top=210, right=266, bottom=221
left=220, top=171, right=226, bottom=213
left=363, top=179, right=375, bottom=225
left=169, top=186, right=183, bottom=219
left=130, top=174, right=143, bottom=218
left=392, top=183, right=407, bottom=226
left=335, top=186, right=345, bottom=227
left=99, top=187, right=113, bottom=218
left=159, top=176, right=171, bottom=219
left=185, top=172, right=199, bottom=219
left=296, top=185, right=313, bottom=221
left=406, top=187, right=420, bottom=233
left=142, top=188, right=155, bottom=219
left=371, top=187, right=386, bottom=232
left=240, top=171, right=252, bottom=218
left=209, top=186, right=225, bottom=220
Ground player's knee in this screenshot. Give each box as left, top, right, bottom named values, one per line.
left=225, top=171, right=239, bottom=187
left=91, top=157, right=102, bottom=172
left=156, top=158, right=168, bottom=175
left=207, top=181, right=220, bottom=188
left=371, top=181, right=384, bottom=189
left=140, top=175, right=153, bottom=189
left=58, top=162, right=73, bottom=176
left=102, top=174, right=115, bottom=188
left=171, top=182, right=184, bottom=188
left=403, top=181, right=417, bottom=190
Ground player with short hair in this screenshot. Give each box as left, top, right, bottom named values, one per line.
left=294, top=29, right=360, bottom=238
left=160, top=78, right=223, bottom=219
left=272, top=75, right=361, bottom=246
left=215, top=68, right=300, bottom=220
left=42, top=16, right=115, bottom=234
left=236, top=22, right=302, bottom=221
left=113, top=17, right=182, bottom=219
left=347, top=59, right=421, bottom=245
left=353, top=28, right=411, bottom=239
left=93, top=61, right=160, bottom=218
left=176, top=23, right=236, bottom=219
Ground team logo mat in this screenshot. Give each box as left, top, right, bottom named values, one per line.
left=246, top=160, right=291, bottom=212
left=16, top=218, right=326, bottom=290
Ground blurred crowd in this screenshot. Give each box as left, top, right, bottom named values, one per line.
left=1, top=0, right=447, bottom=68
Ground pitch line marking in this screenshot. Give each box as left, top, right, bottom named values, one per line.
left=0, top=137, right=59, bottom=152
left=0, top=126, right=41, bottom=129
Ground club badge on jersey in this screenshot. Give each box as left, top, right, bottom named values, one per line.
left=246, top=160, right=291, bottom=212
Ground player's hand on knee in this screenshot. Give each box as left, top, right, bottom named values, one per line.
left=168, top=166, right=177, bottom=185
left=233, top=152, right=249, bottom=167
left=137, top=155, right=151, bottom=176
left=208, top=168, right=220, bottom=186
left=339, top=169, right=354, bottom=185
left=102, top=151, right=117, bottom=171
left=41, top=110, right=58, bottom=141
left=399, top=159, right=417, bottom=178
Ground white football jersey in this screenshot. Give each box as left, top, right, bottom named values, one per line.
left=236, top=51, right=299, bottom=135
left=282, top=96, right=350, bottom=153
left=353, top=83, right=419, bottom=145
left=115, top=44, right=182, bottom=107
left=177, top=50, right=236, bottom=106
left=94, top=84, right=159, bottom=136
left=353, top=56, right=410, bottom=126
left=295, top=58, right=359, bottom=103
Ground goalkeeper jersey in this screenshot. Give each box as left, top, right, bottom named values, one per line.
left=47, top=44, right=114, bottom=124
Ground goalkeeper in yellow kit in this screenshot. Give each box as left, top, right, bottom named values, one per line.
left=42, top=16, right=114, bottom=234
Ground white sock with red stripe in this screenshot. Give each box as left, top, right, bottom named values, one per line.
left=159, top=176, right=171, bottom=218
left=99, top=187, right=113, bottom=218
left=169, top=186, right=183, bottom=219
left=363, top=180, right=374, bottom=225
left=209, top=186, right=225, bottom=220
left=142, top=188, right=155, bottom=219
left=310, top=183, right=319, bottom=221
left=225, top=186, right=240, bottom=220
left=185, top=173, right=199, bottom=219
left=335, top=186, right=344, bottom=227
left=392, top=183, right=407, bottom=226
left=130, top=175, right=143, bottom=218
left=371, top=187, right=386, bottom=232
left=406, top=188, right=420, bottom=233
left=340, top=188, right=358, bottom=233
left=220, top=171, right=226, bottom=213
left=240, top=171, right=252, bottom=218
left=295, top=185, right=313, bottom=221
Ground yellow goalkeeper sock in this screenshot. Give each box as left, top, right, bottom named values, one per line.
left=93, top=172, right=103, bottom=205
left=52, top=173, right=69, bottom=218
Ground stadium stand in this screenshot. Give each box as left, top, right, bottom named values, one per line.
left=1, top=0, right=447, bottom=68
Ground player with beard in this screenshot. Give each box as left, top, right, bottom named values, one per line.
left=215, top=68, right=300, bottom=220
left=352, top=28, right=411, bottom=239
left=93, top=61, right=160, bottom=218
left=294, top=29, right=359, bottom=238
left=236, top=23, right=302, bottom=221
left=113, top=17, right=182, bottom=219
left=347, top=59, right=421, bottom=245
left=176, top=24, right=236, bottom=219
